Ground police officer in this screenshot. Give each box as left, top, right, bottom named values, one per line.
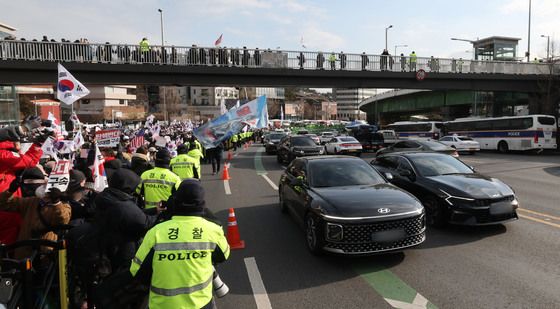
left=137, top=148, right=181, bottom=209
left=409, top=51, right=417, bottom=72
left=170, top=144, right=199, bottom=180
left=139, top=37, right=150, bottom=62
left=130, top=179, right=230, bottom=309
left=186, top=142, right=204, bottom=180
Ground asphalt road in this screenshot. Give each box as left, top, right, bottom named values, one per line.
left=199, top=145, right=560, bottom=309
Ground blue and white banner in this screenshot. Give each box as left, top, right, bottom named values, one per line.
left=194, top=95, right=268, bottom=148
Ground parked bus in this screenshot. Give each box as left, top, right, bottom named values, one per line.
left=444, top=115, right=557, bottom=152
left=385, top=121, right=443, bottom=140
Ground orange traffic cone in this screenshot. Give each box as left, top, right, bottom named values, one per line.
left=227, top=150, right=233, bottom=161
left=222, top=163, right=231, bottom=180
left=227, top=208, right=245, bottom=249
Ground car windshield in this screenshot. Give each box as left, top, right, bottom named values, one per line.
left=292, top=137, right=316, bottom=146
left=457, top=137, right=473, bottom=141
left=269, top=133, right=286, bottom=139
left=309, top=160, right=385, bottom=187
left=339, top=137, right=357, bottom=142
left=409, top=154, right=474, bottom=177
left=421, top=140, right=450, bottom=150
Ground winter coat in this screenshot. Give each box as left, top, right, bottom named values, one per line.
left=0, top=141, right=43, bottom=245
left=0, top=191, right=71, bottom=258
left=130, top=153, right=152, bottom=176
left=94, top=169, right=157, bottom=271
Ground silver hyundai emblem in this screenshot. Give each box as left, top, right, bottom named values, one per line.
left=378, top=208, right=390, bottom=214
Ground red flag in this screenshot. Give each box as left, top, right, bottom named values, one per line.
left=130, top=131, right=145, bottom=150
left=214, top=34, right=223, bottom=46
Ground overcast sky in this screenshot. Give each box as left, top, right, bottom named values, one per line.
left=2, top=0, right=558, bottom=59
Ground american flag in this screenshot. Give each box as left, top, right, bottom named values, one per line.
left=130, top=130, right=145, bottom=150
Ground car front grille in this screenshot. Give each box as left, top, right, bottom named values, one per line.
left=323, top=214, right=425, bottom=254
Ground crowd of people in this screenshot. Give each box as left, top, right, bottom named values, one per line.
left=0, top=115, right=261, bottom=308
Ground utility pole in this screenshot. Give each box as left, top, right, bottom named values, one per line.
left=158, top=9, right=167, bottom=122
left=527, top=0, right=532, bottom=62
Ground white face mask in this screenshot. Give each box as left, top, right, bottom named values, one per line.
left=35, top=184, right=47, bottom=199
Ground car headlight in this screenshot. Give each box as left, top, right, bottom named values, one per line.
left=326, top=223, right=344, bottom=241
left=267, top=142, right=274, bottom=145
left=318, top=148, right=324, bottom=154
left=511, top=198, right=519, bottom=208
left=439, top=189, right=474, bottom=206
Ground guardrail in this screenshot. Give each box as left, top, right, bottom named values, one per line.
left=0, top=40, right=557, bottom=75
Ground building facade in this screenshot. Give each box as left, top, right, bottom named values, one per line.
left=75, top=85, right=144, bottom=122
left=190, top=86, right=239, bottom=120
left=334, top=88, right=376, bottom=120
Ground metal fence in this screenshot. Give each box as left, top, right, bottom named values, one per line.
left=0, top=40, right=557, bottom=75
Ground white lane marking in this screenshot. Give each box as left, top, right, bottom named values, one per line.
left=244, top=257, right=272, bottom=309
left=224, top=180, right=231, bottom=195
left=385, top=292, right=430, bottom=308
left=261, top=174, right=278, bottom=191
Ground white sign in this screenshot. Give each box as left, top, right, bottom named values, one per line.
left=95, top=129, right=121, bottom=147
left=46, top=160, right=71, bottom=192
left=155, top=136, right=167, bottom=147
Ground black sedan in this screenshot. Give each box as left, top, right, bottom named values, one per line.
left=371, top=152, right=519, bottom=226
left=277, top=136, right=324, bottom=164
left=263, top=132, right=288, bottom=154
left=279, top=156, right=426, bottom=255
left=376, top=140, right=459, bottom=158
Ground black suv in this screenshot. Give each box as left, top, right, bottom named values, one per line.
left=277, top=136, right=324, bottom=164
left=264, top=132, right=288, bottom=154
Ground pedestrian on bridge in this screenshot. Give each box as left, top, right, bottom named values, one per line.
left=316, top=52, right=325, bottom=69
left=254, top=48, right=261, bottom=66
left=298, top=52, right=306, bottom=69
left=381, top=49, right=389, bottom=71
left=458, top=58, right=464, bottom=73
left=328, top=52, right=336, bottom=70
left=400, top=53, right=406, bottom=72
left=242, top=47, right=249, bottom=67
left=139, top=37, right=149, bottom=63
left=361, top=52, right=369, bottom=70
left=409, top=51, right=417, bottom=72
left=339, top=51, right=347, bottom=70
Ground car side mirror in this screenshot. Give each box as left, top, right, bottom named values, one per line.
left=399, top=169, right=416, bottom=181
left=384, top=172, right=394, bottom=181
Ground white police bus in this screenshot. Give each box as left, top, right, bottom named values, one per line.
left=385, top=121, right=443, bottom=140
left=444, top=115, right=557, bottom=152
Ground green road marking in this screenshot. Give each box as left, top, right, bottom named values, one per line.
left=355, top=264, right=438, bottom=309
left=254, top=147, right=267, bottom=175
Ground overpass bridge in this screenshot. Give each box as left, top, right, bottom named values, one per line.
left=0, top=40, right=558, bottom=92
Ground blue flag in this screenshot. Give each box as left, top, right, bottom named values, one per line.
left=194, top=96, right=268, bottom=148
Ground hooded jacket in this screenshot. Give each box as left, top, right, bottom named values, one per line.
left=94, top=169, right=157, bottom=270
left=0, top=191, right=71, bottom=258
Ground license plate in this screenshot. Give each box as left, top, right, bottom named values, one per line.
left=347, top=149, right=357, bottom=152
left=371, top=228, right=406, bottom=243
left=545, top=139, right=551, bottom=143
left=490, top=202, right=513, bottom=215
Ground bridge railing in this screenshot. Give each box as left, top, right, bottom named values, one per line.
left=0, top=40, right=556, bottom=75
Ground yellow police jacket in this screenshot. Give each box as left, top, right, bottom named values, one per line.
left=137, top=167, right=181, bottom=209
left=130, top=216, right=230, bottom=309
left=187, top=149, right=204, bottom=179
left=140, top=39, right=150, bottom=52
left=170, top=154, right=199, bottom=180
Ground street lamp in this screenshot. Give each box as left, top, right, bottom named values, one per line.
left=394, top=44, right=408, bottom=57
left=451, top=38, right=476, bottom=59
left=158, top=8, right=167, bottom=122
left=527, top=0, right=532, bottom=62
left=385, top=25, right=393, bottom=51
left=541, top=35, right=550, bottom=61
